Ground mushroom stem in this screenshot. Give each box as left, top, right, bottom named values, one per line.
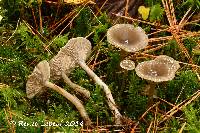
left=78, top=61, right=122, bottom=124
left=62, top=72, right=90, bottom=99
left=120, top=50, right=128, bottom=60
left=147, top=82, right=157, bottom=107
left=44, top=81, right=92, bottom=126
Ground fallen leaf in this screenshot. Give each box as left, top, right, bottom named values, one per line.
left=138, top=6, right=150, bottom=20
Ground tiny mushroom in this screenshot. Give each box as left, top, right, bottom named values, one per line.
left=119, top=59, right=135, bottom=89
left=62, top=37, right=122, bottom=125
left=135, top=55, right=180, bottom=106
left=49, top=37, right=91, bottom=99
left=26, top=60, right=92, bottom=126
left=120, top=59, right=135, bottom=70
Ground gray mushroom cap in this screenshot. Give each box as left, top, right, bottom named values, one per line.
left=62, top=37, right=92, bottom=62
left=120, top=59, right=135, bottom=70
left=135, top=55, right=180, bottom=82
left=49, top=37, right=92, bottom=80
left=107, top=24, right=148, bottom=52
left=26, top=60, right=50, bottom=99
left=49, top=51, right=77, bottom=80
left=154, top=55, right=180, bottom=72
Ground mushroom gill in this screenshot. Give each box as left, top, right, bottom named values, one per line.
left=49, top=37, right=92, bottom=80
left=62, top=37, right=92, bottom=62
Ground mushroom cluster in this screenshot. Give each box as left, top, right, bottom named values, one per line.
left=107, top=24, right=180, bottom=107
left=27, top=37, right=93, bottom=126
left=26, top=37, right=123, bottom=126
left=26, top=23, right=180, bottom=127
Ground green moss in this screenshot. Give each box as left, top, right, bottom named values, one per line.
left=184, top=104, right=200, bottom=132
left=149, top=4, right=164, bottom=22
left=160, top=70, right=199, bottom=103
left=72, top=7, right=92, bottom=37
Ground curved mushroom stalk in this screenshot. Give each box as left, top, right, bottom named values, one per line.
left=44, top=81, right=91, bottom=125
left=78, top=61, right=122, bottom=124
left=49, top=48, right=91, bottom=99
left=62, top=72, right=90, bottom=99
left=26, top=60, right=92, bottom=126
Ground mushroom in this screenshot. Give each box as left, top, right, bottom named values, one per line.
left=26, top=60, right=92, bottom=126
left=135, top=55, right=180, bottom=106
left=107, top=24, right=148, bottom=73
left=107, top=24, right=148, bottom=53
left=120, top=59, right=135, bottom=70
left=49, top=38, right=90, bottom=99
left=119, top=59, right=136, bottom=91
left=61, top=37, right=122, bottom=124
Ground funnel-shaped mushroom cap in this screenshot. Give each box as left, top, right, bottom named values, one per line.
left=107, top=24, right=148, bottom=52
left=49, top=37, right=92, bottom=80
left=154, top=55, right=180, bottom=72
left=26, top=60, right=50, bottom=98
left=120, top=59, right=135, bottom=70
left=62, top=37, right=92, bottom=61
left=135, top=56, right=179, bottom=82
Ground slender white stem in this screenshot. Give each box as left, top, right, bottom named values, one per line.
left=45, top=81, right=92, bottom=126
left=78, top=61, right=122, bottom=124
left=62, top=72, right=90, bottom=99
